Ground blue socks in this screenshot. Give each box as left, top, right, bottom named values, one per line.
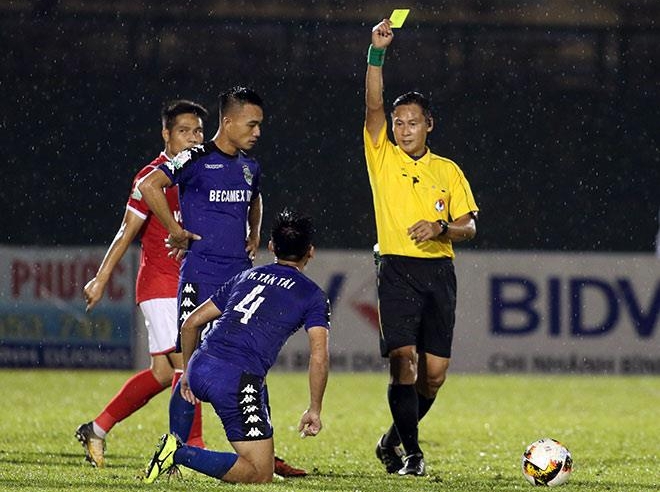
left=174, top=445, right=239, bottom=479
left=169, top=379, right=195, bottom=441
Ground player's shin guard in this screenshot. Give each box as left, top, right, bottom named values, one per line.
left=169, top=378, right=195, bottom=442
left=174, top=445, right=238, bottom=479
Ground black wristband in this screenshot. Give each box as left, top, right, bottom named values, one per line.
left=437, top=219, right=449, bottom=236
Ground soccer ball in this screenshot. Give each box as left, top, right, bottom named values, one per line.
left=521, top=438, right=573, bottom=487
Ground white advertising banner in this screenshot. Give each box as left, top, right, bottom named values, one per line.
left=1, top=247, right=657, bottom=374
left=0, top=246, right=136, bottom=368
left=274, top=250, right=660, bottom=374
left=272, top=249, right=386, bottom=372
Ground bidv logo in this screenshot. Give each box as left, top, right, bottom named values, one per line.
left=490, top=276, right=660, bottom=338
left=325, top=273, right=380, bottom=330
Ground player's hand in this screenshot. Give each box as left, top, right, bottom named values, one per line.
left=245, top=235, right=259, bottom=262
left=83, top=277, right=105, bottom=312
left=298, top=409, right=322, bottom=438
left=166, top=229, right=201, bottom=261
left=180, top=372, right=200, bottom=405
left=408, top=219, right=443, bottom=244
left=371, top=18, right=393, bottom=49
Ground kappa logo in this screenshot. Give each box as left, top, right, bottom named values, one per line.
left=181, top=298, right=195, bottom=308
left=239, top=375, right=266, bottom=438
left=241, top=384, right=257, bottom=394
left=240, top=394, right=256, bottom=404
left=246, top=427, right=263, bottom=438
left=183, top=284, right=195, bottom=294
left=179, top=311, right=191, bottom=322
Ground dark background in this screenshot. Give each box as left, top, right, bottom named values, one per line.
left=2, top=1, right=659, bottom=251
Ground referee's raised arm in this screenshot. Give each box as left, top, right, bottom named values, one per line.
left=365, top=19, right=393, bottom=144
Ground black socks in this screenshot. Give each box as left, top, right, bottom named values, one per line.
left=384, top=388, right=436, bottom=452
left=387, top=384, right=421, bottom=455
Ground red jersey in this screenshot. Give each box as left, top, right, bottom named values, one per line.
left=126, top=153, right=181, bottom=303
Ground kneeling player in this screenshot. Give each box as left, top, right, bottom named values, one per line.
left=144, top=209, right=330, bottom=484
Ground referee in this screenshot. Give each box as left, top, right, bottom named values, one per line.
left=365, top=18, right=479, bottom=477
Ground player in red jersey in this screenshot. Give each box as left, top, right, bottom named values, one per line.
left=75, top=100, right=208, bottom=468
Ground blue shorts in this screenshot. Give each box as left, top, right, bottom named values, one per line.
left=175, top=281, right=220, bottom=351
left=187, top=350, right=273, bottom=442
left=176, top=260, right=252, bottom=351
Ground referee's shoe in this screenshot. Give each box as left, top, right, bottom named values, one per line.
left=375, top=435, right=404, bottom=473
left=399, top=453, right=426, bottom=476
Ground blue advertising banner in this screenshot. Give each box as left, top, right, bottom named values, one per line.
left=0, top=246, right=136, bottom=368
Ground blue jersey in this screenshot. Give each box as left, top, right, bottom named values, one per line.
left=199, top=263, right=331, bottom=377
left=159, top=141, right=261, bottom=283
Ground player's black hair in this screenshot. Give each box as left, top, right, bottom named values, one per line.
left=161, top=100, right=208, bottom=131
left=392, top=91, right=433, bottom=125
left=271, top=208, right=314, bottom=262
left=219, top=86, right=264, bottom=117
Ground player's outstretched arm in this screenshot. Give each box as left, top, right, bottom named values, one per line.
left=83, top=210, right=144, bottom=312
left=365, top=18, right=393, bottom=144
left=180, top=298, right=222, bottom=369
left=299, top=326, right=329, bottom=438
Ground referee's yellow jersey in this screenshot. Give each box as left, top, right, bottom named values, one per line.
left=364, top=124, right=479, bottom=259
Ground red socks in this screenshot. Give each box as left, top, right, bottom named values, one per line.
left=95, top=369, right=165, bottom=433
left=187, top=402, right=205, bottom=448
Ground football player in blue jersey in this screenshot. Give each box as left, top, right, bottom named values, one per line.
left=143, top=209, right=330, bottom=484
left=139, top=87, right=306, bottom=477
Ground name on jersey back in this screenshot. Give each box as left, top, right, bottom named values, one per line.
left=247, top=271, right=296, bottom=290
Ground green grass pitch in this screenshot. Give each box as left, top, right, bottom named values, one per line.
left=0, top=370, right=657, bottom=491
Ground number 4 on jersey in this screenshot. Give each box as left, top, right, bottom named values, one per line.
left=233, top=285, right=266, bottom=324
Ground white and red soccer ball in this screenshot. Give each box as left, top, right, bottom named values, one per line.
left=521, top=438, right=573, bottom=487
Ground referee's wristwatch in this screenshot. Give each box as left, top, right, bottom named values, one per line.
left=436, top=219, right=449, bottom=237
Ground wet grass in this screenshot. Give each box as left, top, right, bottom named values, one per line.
left=0, top=370, right=657, bottom=491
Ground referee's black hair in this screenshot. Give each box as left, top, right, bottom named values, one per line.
left=392, top=91, right=433, bottom=125
left=219, top=86, right=264, bottom=117
left=271, top=208, right=314, bottom=262
left=161, top=100, right=209, bottom=130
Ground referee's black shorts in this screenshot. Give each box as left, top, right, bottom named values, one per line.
left=377, top=255, right=457, bottom=358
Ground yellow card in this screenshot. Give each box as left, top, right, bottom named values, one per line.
left=389, top=9, right=410, bottom=28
